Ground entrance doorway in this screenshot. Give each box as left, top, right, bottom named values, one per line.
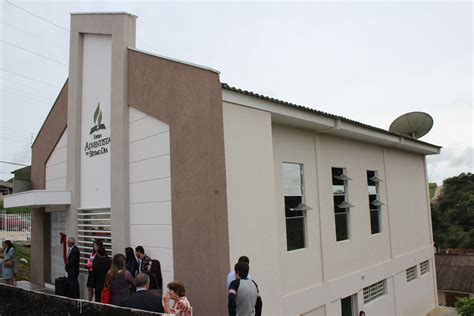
left=341, top=293, right=357, bottom=316
left=50, top=211, right=66, bottom=283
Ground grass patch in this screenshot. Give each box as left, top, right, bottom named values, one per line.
left=14, top=243, right=31, bottom=281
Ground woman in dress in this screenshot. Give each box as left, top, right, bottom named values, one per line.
left=2, top=240, right=16, bottom=286
left=106, top=254, right=134, bottom=306
left=86, top=240, right=103, bottom=301
left=92, top=246, right=110, bottom=302
left=163, top=281, right=193, bottom=316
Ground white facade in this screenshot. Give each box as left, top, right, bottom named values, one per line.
left=128, top=106, right=174, bottom=288
left=222, top=97, right=438, bottom=315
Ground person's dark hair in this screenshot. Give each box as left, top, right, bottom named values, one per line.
left=235, top=262, right=249, bottom=278
left=134, top=273, right=150, bottom=288
left=135, top=246, right=145, bottom=255
left=97, top=246, right=107, bottom=257
left=107, top=254, right=126, bottom=282
left=238, top=256, right=249, bottom=264
left=359, top=311, right=366, bottom=316
left=149, top=259, right=163, bottom=290
left=4, top=240, right=14, bottom=253
left=125, top=247, right=135, bottom=262
left=167, top=281, right=186, bottom=297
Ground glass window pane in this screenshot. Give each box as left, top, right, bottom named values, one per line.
left=371, top=210, right=380, bottom=234
left=286, top=217, right=305, bottom=251
left=368, top=185, right=377, bottom=195
left=332, top=167, right=344, bottom=185
left=334, top=195, right=348, bottom=213
left=367, top=170, right=376, bottom=186
left=335, top=213, right=349, bottom=241
left=285, top=196, right=303, bottom=217
left=283, top=163, right=302, bottom=196
left=333, top=185, right=346, bottom=195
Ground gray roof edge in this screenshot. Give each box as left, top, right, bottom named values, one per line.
left=221, top=83, right=442, bottom=150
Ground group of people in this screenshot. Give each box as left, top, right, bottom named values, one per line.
left=2, top=236, right=263, bottom=315
left=65, top=237, right=192, bottom=315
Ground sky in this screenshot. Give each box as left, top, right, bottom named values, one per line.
left=0, top=0, right=472, bottom=184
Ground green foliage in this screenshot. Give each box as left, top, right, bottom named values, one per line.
left=14, top=243, right=31, bottom=281
left=0, top=200, right=31, bottom=214
left=429, top=183, right=437, bottom=199
left=455, top=297, right=474, bottom=316
left=432, top=173, right=474, bottom=250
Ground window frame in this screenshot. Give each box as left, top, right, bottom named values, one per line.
left=282, top=162, right=307, bottom=252
left=406, top=265, right=418, bottom=282
left=332, top=167, right=352, bottom=242
left=363, top=279, right=387, bottom=305
left=420, top=260, right=430, bottom=275
left=367, top=170, right=382, bottom=235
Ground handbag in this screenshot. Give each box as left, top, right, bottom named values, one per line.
left=101, top=287, right=111, bottom=304
left=4, top=258, right=14, bottom=268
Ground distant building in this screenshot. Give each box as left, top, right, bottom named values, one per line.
left=5, top=12, right=442, bottom=315
left=0, top=179, right=13, bottom=197
left=11, top=166, right=32, bottom=193
left=436, top=253, right=474, bottom=307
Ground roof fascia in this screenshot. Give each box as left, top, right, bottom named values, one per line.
left=222, top=89, right=441, bottom=155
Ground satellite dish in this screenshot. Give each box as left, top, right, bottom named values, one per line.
left=389, top=112, right=433, bottom=139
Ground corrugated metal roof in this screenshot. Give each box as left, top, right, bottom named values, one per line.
left=221, top=83, right=441, bottom=149
left=436, top=254, right=474, bottom=293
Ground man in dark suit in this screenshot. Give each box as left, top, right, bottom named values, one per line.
left=65, top=237, right=80, bottom=298
left=121, top=273, right=164, bottom=313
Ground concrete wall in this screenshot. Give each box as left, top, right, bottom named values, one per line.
left=128, top=106, right=174, bottom=288
left=223, top=99, right=437, bottom=315
left=0, top=284, right=163, bottom=315
left=222, top=102, right=284, bottom=314
left=45, top=129, right=67, bottom=191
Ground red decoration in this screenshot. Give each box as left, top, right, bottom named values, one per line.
left=60, top=232, right=67, bottom=264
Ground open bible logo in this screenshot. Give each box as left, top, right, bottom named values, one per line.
left=89, top=102, right=106, bottom=134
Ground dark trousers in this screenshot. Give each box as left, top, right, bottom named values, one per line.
left=67, top=274, right=80, bottom=299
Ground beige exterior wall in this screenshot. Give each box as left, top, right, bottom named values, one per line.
left=224, top=98, right=437, bottom=315
left=222, top=102, right=284, bottom=314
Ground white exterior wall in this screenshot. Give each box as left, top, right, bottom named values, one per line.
left=222, top=102, right=284, bottom=314
left=45, top=129, right=67, bottom=283
left=46, top=129, right=67, bottom=191
left=128, top=106, right=174, bottom=287
left=224, top=99, right=437, bottom=315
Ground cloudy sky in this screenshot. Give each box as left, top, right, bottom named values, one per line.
left=0, top=0, right=472, bottom=184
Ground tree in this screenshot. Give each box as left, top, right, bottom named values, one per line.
left=431, top=173, right=474, bottom=250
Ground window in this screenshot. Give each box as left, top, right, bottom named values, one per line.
left=77, top=209, right=112, bottom=271
left=363, top=279, right=386, bottom=304
left=406, top=265, right=417, bottom=282
left=420, top=260, right=430, bottom=275
left=367, top=171, right=383, bottom=234
left=283, top=163, right=307, bottom=251
left=332, top=167, right=352, bottom=241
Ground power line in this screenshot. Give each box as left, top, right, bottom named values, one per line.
left=0, top=68, right=61, bottom=88
left=0, top=77, right=57, bottom=92
left=0, top=39, right=68, bottom=66
left=4, top=0, right=70, bottom=32
left=0, top=160, right=29, bottom=166
left=0, top=126, right=36, bottom=136
left=0, top=136, right=33, bottom=144
left=1, top=84, right=52, bottom=102
left=0, top=88, right=52, bottom=104
left=0, top=131, right=32, bottom=142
